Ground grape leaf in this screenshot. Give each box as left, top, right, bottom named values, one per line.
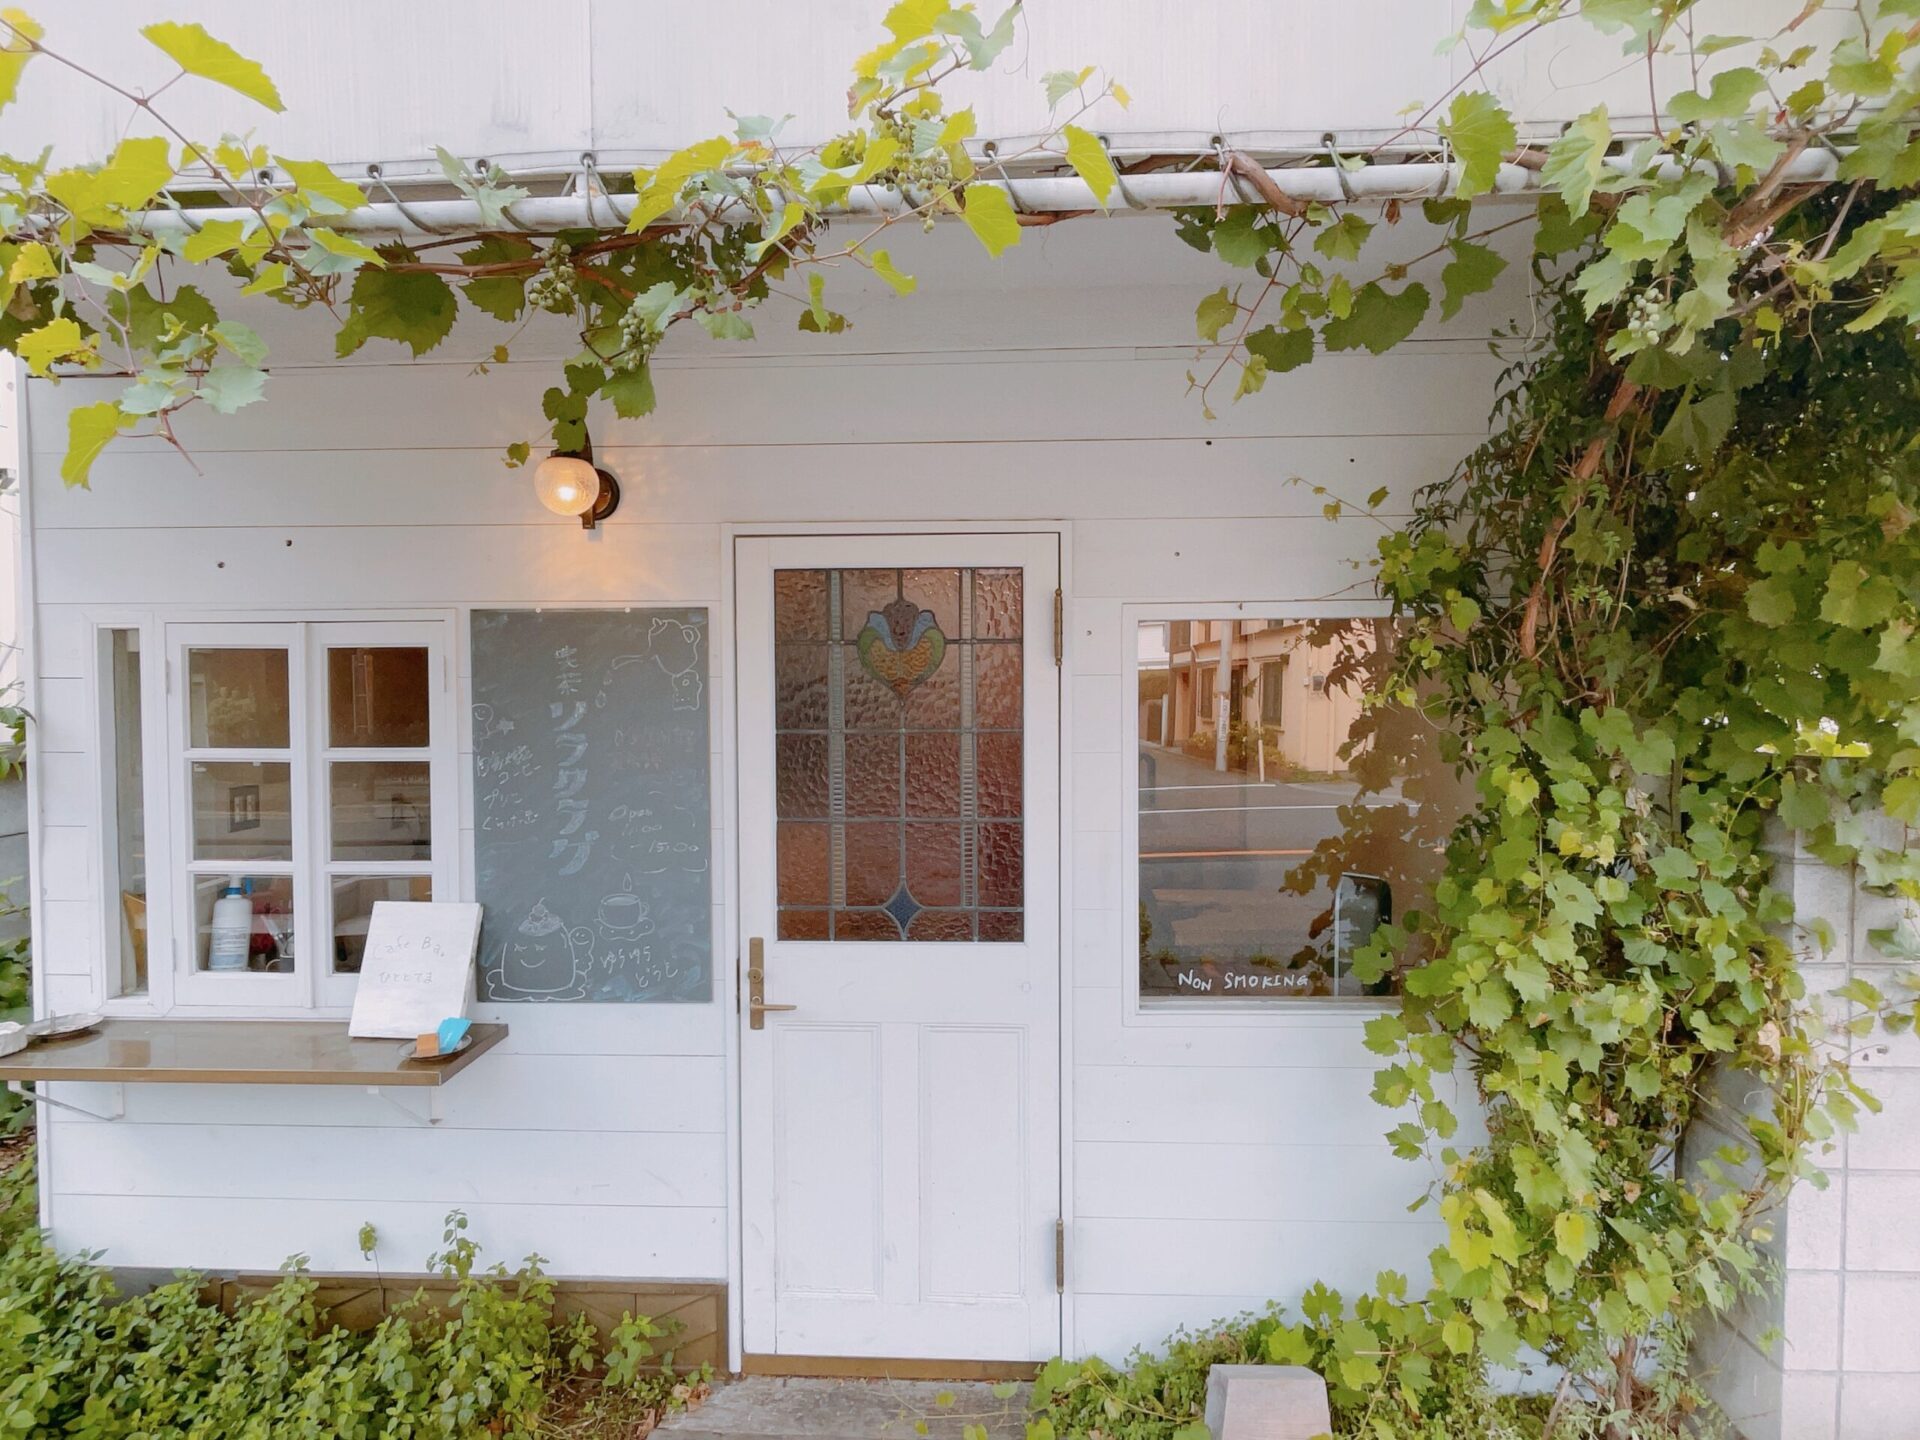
left=1195, top=286, right=1236, bottom=342
left=1745, top=576, right=1797, bottom=627
left=1323, top=282, right=1430, bottom=353
left=1667, top=67, right=1766, bottom=123
left=1210, top=208, right=1270, bottom=268
left=1312, top=211, right=1373, bottom=262
left=46, top=137, right=174, bottom=225
left=275, top=157, right=368, bottom=212
left=198, top=365, right=266, bottom=414
left=457, top=236, right=534, bottom=322
left=63, top=401, right=129, bottom=488
left=1244, top=324, right=1313, bottom=373
left=602, top=364, right=657, bottom=419
left=306, top=228, right=387, bottom=272
left=336, top=265, right=457, bottom=357
left=1062, top=124, right=1116, bottom=206
left=141, top=21, right=283, bottom=112
left=961, top=184, right=1021, bottom=257
left=1439, top=91, right=1516, bottom=198
left=1440, top=240, right=1507, bottom=319
left=868, top=248, right=917, bottom=295
left=0, top=9, right=42, bottom=114
left=1542, top=106, right=1610, bottom=217
left=16, top=316, right=87, bottom=376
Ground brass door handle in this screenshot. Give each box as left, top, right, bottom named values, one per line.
left=747, top=938, right=796, bottom=1030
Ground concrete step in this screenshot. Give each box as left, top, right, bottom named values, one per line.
left=656, top=1377, right=1031, bottom=1440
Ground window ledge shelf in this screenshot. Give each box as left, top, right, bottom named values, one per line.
left=0, top=1018, right=506, bottom=1089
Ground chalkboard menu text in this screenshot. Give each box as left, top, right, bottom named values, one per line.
left=471, top=609, right=711, bottom=1003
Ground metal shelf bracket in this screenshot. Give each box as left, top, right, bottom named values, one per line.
left=9, top=1079, right=125, bottom=1122
left=367, top=1086, right=444, bottom=1126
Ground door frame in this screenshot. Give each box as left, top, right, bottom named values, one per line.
left=720, top=522, right=1076, bottom=1373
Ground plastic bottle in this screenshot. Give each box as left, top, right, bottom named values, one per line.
left=209, top=880, right=252, bottom=971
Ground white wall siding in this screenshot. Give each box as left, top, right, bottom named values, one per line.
left=5, top=1, right=1842, bottom=174
left=24, top=222, right=1506, bottom=1349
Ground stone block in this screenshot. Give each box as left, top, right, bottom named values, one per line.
left=1203, top=1365, right=1333, bottom=1440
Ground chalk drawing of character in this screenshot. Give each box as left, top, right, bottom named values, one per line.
left=647, top=617, right=704, bottom=710
left=491, top=899, right=592, bottom=1001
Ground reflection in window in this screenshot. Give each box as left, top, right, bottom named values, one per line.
left=327, top=647, right=430, bottom=747
left=328, top=760, right=432, bottom=861
left=1136, top=617, right=1458, bottom=999
left=101, top=630, right=147, bottom=995
left=331, top=874, right=433, bottom=973
left=187, top=648, right=291, bottom=749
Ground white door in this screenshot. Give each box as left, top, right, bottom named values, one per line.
left=736, top=533, right=1062, bottom=1364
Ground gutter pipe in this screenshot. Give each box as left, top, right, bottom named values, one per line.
left=124, top=151, right=1844, bottom=241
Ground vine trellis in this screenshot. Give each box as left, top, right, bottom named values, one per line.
left=7, top=3, right=1920, bottom=1437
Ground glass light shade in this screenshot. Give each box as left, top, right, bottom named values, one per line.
left=534, top=455, right=599, bottom=516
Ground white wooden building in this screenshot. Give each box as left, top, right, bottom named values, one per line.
left=3, top=4, right=1914, bottom=1435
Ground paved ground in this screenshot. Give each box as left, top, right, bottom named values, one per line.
left=655, top=1377, right=1029, bottom=1440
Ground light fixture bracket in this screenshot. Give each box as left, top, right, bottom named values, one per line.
left=580, top=467, right=620, bottom=530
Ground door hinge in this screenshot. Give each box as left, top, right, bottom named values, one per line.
left=1054, top=1219, right=1066, bottom=1293
left=1052, top=589, right=1064, bottom=667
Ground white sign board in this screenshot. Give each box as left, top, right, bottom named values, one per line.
left=348, top=902, right=482, bottom=1040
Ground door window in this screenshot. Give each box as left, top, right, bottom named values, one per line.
left=773, top=567, right=1024, bottom=941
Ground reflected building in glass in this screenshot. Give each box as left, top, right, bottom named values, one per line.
left=1137, top=618, right=1456, bottom=1000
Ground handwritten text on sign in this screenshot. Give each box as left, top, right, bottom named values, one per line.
left=347, top=902, right=482, bottom=1039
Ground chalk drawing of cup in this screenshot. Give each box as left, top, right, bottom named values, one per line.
left=597, top=892, right=654, bottom=939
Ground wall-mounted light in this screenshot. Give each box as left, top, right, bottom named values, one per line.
left=533, top=433, right=621, bottom=530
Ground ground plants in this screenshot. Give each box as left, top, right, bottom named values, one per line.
left=6, top=3, right=1920, bottom=1438
left=0, top=1164, right=707, bottom=1438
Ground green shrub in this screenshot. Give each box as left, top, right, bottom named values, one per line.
left=1025, top=1274, right=1709, bottom=1440
left=0, top=1161, right=706, bottom=1438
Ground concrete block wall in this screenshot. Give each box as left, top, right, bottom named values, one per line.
left=1694, top=819, right=1920, bottom=1440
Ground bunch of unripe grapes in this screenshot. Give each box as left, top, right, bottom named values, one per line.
left=872, top=116, right=955, bottom=206
left=612, top=304, right=658, bottom=370
left=1623, top=288, right=1669, bottom=343
left=527, top=241, right=579, bottom=314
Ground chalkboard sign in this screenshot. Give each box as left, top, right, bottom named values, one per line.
left=471, top=609, right=711, bottom=1003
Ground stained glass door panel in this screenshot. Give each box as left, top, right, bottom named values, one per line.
left=774, top=567, right=1023, bottom=942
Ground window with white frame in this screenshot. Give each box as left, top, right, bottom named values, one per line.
left=98, top=628, right=150, bottom=997
left=1132, top=613, right=1463, bottom=1002
left=149, top=619, right=454, bottom=1010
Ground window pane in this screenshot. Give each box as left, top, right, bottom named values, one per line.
left=1138, top=618, right=1456, bottom=999
left=330, top=760, right=432, bottom=861
left=191, top=872, right=295, bottom=973
left=102, top=630, right=147, bottom=996
left=187, top=648, right=290, bottom=748
left=328, top=646, right=430, bottom=747
left=191, top=760, right=293, bottom=861
left=331, top=873, right=433, bottom=973
left=774, top=567, right=1024, bottom=942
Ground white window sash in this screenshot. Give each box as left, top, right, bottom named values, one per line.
left=153, top=617, right=457, bottom=1014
